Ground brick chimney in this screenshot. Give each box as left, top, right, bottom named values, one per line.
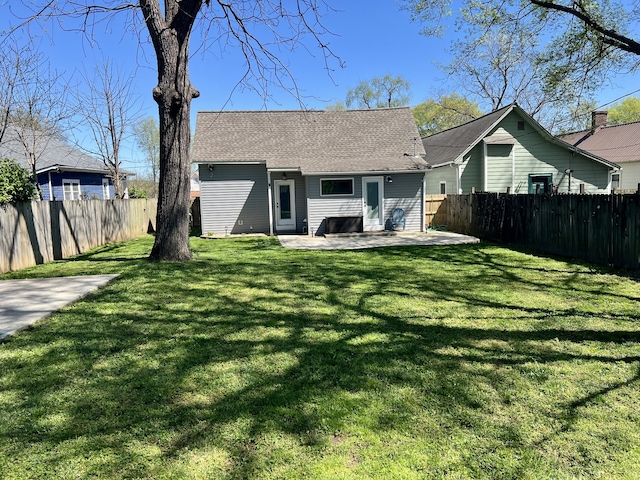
left=591, top=111, right=608, bottom=132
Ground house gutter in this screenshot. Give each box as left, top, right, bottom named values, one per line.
left=302, top=169, right=427, bottom=176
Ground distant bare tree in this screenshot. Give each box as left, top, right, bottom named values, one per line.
left=8, top=50, right=73, bottom=197
left=76, top=60, right=141, bottom=199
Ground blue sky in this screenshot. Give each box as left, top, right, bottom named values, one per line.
left=2, top=0, right=639, bottom=174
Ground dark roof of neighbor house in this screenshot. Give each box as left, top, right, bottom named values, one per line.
left=192, top=107, right=428, bottom=174
left=0, top=127, right=115, bottom=175
left=422, top=103, right=620, bottom=170
left=558, top=121, right=640, bottom=164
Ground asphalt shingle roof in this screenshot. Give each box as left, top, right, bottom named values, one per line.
left=558, top=122, right=640, bottom=164
left=192, top=108, right=428, bottom=174
left=421, top=105, right=512, bottom=167
left=0, top=127, right=109, bottom=174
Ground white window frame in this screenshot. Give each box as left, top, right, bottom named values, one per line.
left=63, top=179, right=81, bottom=200
left=102, top=178, right=110, bottom=199
left=439, top=181, right=446, bottom=195
left=320, top=177, right=355, bottom=197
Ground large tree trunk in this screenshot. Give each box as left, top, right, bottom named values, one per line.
left=143, top=0, right=201, bottom=262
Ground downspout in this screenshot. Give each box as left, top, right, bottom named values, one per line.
left=267, top=171, right=274, bottom=236
left=456, top=163, right=461, bottom=194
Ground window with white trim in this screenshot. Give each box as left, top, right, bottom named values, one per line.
left=320, top=178, right=354, bottom=196
left=439, top=181, right=446, bottom=194
left=63, top=179, right=81, bottom=200
left=611, top=173, right=620, bottom=191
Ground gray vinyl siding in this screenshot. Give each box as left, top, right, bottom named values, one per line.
left=199, top=163, right=270, bottom=234
left=307, top=175, right=363, bottom=236
left=382, top=173, right=424, bottom=231
left=307, top=173, right=424, bottom=235
left=426, top=166, right=458, bottom=194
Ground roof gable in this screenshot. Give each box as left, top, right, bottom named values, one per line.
left=192, top=108, right=428, bottom=174
left=421, top=105, right=514, bottom=166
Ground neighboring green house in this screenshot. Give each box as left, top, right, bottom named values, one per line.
left=422, top=104, right=620, bottom=195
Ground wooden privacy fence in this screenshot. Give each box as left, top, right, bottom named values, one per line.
left=0, top=199, right=157, bottom=273
left=446, top=193, right=640, bottom=270
left=425, top=194, right=447, bottom=228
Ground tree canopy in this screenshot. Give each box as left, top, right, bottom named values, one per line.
left=345, top=75, right=412, bottom=109
left=607, top=97, right=640, bottom=125
left=400, top=0, right=640, bottom=131
left=413, top=94, right=482, bottom=137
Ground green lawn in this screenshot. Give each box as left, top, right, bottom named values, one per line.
left=1, top=235, right=639, bottom=479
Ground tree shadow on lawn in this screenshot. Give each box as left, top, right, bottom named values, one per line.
left=1, top=240, right=639, bottom=478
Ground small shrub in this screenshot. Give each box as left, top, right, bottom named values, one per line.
left=128, top=183, right=148, bottom=199
left=0, top=158, right=37, bottom=205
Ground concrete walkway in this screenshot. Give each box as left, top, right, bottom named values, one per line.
left=0, top=274, right=118, bottom=340
left=278, top=231, right=480, bottom=250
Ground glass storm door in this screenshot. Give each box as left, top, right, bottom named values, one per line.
left=362, top=176, right=384, bottom=230
left=275, top=179, right=296, bottom=230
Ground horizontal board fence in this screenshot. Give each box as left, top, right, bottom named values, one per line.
left=0, top=199, right=157, bottom=273
left=446, top=193, right=640, bottom=270
left=425, top=194, right=447, bottom=228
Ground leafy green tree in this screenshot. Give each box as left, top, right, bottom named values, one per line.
left=345, top=75, right=412, bottom=109
left=608, top=97, right=640, bottom=125
left=400, top=0, right=639, bottom=130
left=413, top=94, right=482, bottom=136
left=0, top=158, right=37, bottom=205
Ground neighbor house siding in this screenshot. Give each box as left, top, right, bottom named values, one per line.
left=486, top=144, right=513, bottom=192
left=621, top=162, right=640, bottom=190
left=38, top=172, right=114, bottom=201
left=460, top=147, right=483, bottom=193
left=199, top=163, right=270, bottom=235
left=426, top=165, right=458, bottom=194
left=382, top=173, right=424, bottom=232
left=494, top=111, right=611, bottom=194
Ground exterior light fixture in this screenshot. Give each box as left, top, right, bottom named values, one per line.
left=386, top=176, right=392, bottom=183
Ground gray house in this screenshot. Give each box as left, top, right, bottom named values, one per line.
left=422, top=104, right=620, bottom=194
left=192, top=108, right=428, bottom=236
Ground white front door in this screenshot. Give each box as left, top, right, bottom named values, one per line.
left=362, top=176, right=384, bottom=230
left=274, top=179, right=296, bottom=230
